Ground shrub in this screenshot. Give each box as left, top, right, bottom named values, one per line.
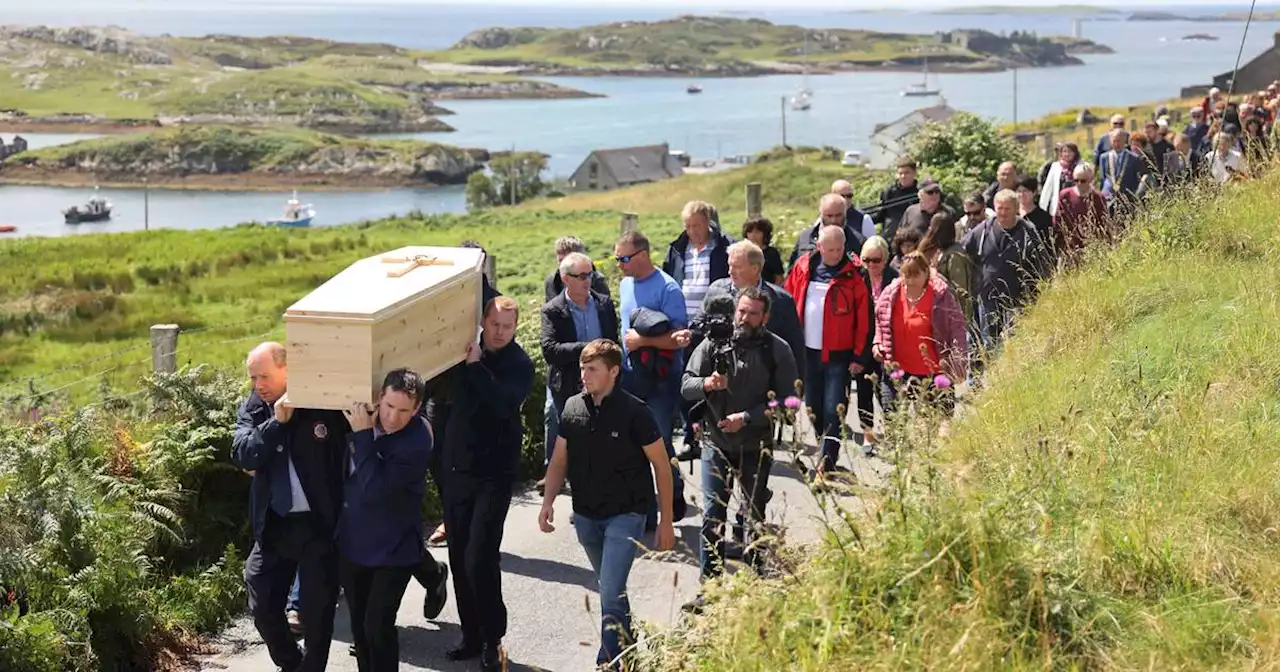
left=905, top=112, right=1029, bottom=208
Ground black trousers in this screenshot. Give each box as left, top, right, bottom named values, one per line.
left=854, top=360, right=881, bottom=434
left=340, top=559, right=414, bottom=672
left=444, top=474, right=513, bottom=645
left=244, top=512, right=339, bottom=672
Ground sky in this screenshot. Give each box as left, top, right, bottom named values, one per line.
left=29, top=0, right=1279, bottom=8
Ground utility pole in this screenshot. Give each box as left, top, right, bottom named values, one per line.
left=509, top=144, right=516, bottom=206
left=780, top=96, right=788, bottom=148
left=143, top=176, right=150, bottom=231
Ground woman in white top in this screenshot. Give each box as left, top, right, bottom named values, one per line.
left=1205, top=132, right=1248, bottom=184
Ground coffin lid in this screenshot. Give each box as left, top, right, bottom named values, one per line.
left=285, top=245, right=485, bottom=321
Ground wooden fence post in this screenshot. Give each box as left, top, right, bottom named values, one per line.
left=150, top=324, right=179, bottom=375
left=745, top=183, right=763, bottom=218
left=483, top=255, right=497, bottom=291
left=1042, top=132, right=1054, bottom=161
left=620, top=212, right=638, bottom=234
left=1086, top=126, right=1096, bottom=156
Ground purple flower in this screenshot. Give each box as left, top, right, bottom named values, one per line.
left=784, top=396, right=801, bottom=409
left=890, top=369, right=905, bottom=381
left=768, top=399, right=779, bottom=409
left=933, top=374, right=952, bottom=389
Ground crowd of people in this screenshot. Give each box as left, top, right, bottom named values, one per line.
left=228, top=85, right=1275, bottom=671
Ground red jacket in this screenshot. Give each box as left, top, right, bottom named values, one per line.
left=784, top=252, right=873, bottom=364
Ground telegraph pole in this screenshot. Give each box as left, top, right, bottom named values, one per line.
left=780, top=96, right=788, bottom=148
left=143, top=176, right=150, bottom=231
left=1012, top=66, right=1019, bottom=127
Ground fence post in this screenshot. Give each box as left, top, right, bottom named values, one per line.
left=1042, top=132, right=1054, bottom=161
left=483, top=255, right=497, bottom=291
left=745, top=182, right=763, bottom=218
left=150, top=324, right=179, bottom=375
left=1086, top=126, right=1096, bottom=155
left=620, top=212, right=638, bottom=234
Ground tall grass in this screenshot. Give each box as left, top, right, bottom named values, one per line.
left=646, top=170, right=1280, bottom=669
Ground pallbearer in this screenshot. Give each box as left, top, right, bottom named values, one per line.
left=441, top=296, right=534, bottom=672
left=337, top=368, right=447, bottom=672
left=232, top=342, right=348, bottom=672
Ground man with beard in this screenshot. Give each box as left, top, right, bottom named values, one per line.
left=680, top=288, right=798, bottom=609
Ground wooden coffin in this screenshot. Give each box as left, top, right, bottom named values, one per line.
left=283, top=245, right=485, bottom=410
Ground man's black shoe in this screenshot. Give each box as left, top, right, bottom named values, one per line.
left=446, top=641, right=481, bottom=661
left=480, top=641, right=505, bottom=671
left=681, top=593, right=707, bottom=615
left=423, top=563, right=449, bottom=620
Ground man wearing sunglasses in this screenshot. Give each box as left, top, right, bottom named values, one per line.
left=615, top=230, right=690, bottom=527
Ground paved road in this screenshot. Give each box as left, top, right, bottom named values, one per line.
left=199, top=413, right=886, bottom=672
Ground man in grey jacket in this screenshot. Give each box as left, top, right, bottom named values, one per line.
left=681, top=288, right=798, bottom=604
left=702, top=240, right=805, bottom=379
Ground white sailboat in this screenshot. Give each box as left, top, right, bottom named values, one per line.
left=791, top=31, right=813, bottom=111
left=901, top=57, right=941, bottom=98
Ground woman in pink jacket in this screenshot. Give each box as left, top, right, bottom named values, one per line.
left=872, top=252, right=967, bottom=417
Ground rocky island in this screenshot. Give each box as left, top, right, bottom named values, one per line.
left=0, top=126, right=486, bottom=190
left=0, top=25, right=596, bottom=134
left=424, top=15, right=1113, bottom=76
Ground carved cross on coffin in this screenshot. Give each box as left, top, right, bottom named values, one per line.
left=381, top=254, right=455, bottom=278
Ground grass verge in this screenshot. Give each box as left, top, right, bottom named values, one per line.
left=644, top=168, right=1280, bottom=668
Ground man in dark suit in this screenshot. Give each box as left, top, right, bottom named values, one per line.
left=232, top=342, right=349, bottom=672
left=1097, top=128, right=1143, bottom=217
left=540, top=251, right=620, bottom=489
left=702, top=240, right=805, bottom=383
left=441, top=296, right=535, bottom=672
left=338, top=368, right=438, bottom=672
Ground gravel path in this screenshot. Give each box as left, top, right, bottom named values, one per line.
left=198, top=412, right=887, bottom=672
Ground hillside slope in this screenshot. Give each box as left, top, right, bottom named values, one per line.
left=650, top=172, right=1280, bottom=668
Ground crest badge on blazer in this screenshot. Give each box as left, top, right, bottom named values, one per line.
left=313, top=422, right=329, bottom=440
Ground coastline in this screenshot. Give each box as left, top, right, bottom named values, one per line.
left=0, top=169, right=464, bottom=192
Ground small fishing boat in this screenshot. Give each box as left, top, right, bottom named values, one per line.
left=686, top=83, right=703, bottom=94
left=0, top=224, right=16, bottom=233
left=63, top=191, right=113, bottom=224
left=268, top=191, right=315, bottom=227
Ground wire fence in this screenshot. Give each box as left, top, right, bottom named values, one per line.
left=1, top=315, right=284, bottom=404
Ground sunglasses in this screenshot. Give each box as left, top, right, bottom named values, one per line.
left=564, top=271, right=590, bottom=279
left=862, top=256, right=885, bottom=264
left=614, top=252, right=642, bottom=264
left=965, top=209, right=984, bottom=217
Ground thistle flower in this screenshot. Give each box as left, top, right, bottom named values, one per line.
left=768, top=399, right=779, bottom=409
left=784, top=396, right=801, bottom=409
left=890, top=368, right=905, bottom=381
left=933, top=374, right=952, bottom=389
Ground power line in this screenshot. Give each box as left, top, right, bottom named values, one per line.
left=1226, top=0, right=1260, bottom=102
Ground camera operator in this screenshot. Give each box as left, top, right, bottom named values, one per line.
left=680, top=288, right=798, bottom=611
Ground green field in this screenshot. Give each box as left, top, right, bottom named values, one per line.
left=425, top=15, right=1102, bottom=72
left=644, top=166, right=1280, bottom=669
left=0, top=29, right=585, bottom=126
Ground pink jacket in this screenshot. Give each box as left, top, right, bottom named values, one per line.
left=873, top=272, right=968, bottom=381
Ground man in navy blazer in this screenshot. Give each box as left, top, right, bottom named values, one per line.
left=1097, top=128, right=1143, bottom=216
left=338, top=368, right=442, bottom=672
left=232, top=342, right=349, bottom=672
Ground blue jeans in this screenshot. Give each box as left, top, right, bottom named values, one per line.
left=543, top=386, right=561, bottom=466
left=573, top=512, right=646, bottom=669
left=700, top=444, right=770, bottom=579
left=804, top=348, right=852, bottom=472
left=287, top=571, right=300, bottom=612
left=643, top=387, right=685, bottom=514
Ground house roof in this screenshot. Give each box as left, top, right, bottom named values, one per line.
left=872, top=104, right=958, bottom=139
left=588, top=144, right=678, bottom=185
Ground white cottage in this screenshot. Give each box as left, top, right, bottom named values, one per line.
left=868, top=104, right=958, bottom=170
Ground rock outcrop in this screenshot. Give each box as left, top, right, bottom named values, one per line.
left=0, top=25, right=172, bottom=64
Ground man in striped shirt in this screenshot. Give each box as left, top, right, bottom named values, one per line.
left=662, top=200, right=732, bottom=461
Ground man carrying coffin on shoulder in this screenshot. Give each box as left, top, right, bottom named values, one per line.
left=232, top=342, right=349, bottom=672
left=441, top=296, right=535, bottom=672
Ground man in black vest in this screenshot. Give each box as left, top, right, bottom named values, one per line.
left=538, top=339, right=675, bottom=671
left=441, top=296, right=535, bottom=672
left=232, top=342, right=349, bottom=672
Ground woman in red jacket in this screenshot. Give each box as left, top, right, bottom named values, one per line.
left=784, top=225, right=873, bottom=478
left=872, top=252, right=967, bottom=419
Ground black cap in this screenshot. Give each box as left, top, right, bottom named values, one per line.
left=919, top=179, right=941, bottom=194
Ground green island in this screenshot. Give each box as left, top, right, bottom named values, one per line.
left=1127, top=9, right=1280, bottom=21
left=0, top=125, right=485, bottom=190
left=425, top=15, right=1113, bottom=76
left=0, top=25, right=596, bottom=134
left=4, top=105, right=1280, bottom=669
